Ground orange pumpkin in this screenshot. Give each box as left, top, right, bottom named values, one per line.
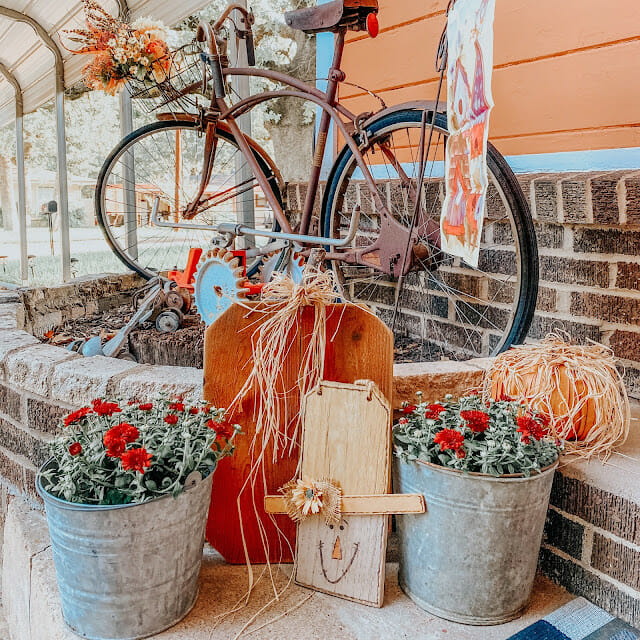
left=490, top=364, right=599, bottom=441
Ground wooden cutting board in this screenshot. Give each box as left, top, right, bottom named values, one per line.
left=294, top=380, right=391, bottom=607
left=203, top=302, right=393, bottom=564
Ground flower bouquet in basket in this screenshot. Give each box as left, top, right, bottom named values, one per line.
left=392, top=394, right=562, bottom=625
left=36, top=396, right=240, bottom=640
left=61, top=0, right=171, bottom=95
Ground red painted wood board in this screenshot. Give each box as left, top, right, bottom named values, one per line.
left=203, top=302, right=393, bottom=564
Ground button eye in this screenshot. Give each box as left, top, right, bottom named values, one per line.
left=329, top=524, right=334, bottom=529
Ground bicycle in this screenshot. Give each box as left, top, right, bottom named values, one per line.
left=95, top=0, right=538, bottom=362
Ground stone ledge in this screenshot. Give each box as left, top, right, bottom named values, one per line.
left=3, top=345, right=78, bottom=397
left=50, top=356, right=141, bottom=406
left=392, top=358, right=489, bottom=408
left=2, top=499, right=51, bottom=639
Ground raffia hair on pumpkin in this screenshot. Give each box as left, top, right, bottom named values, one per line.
left=484, top=333, right=630, bottom=460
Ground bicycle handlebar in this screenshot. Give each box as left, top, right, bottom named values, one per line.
left=212, top=3, right=255, bottom=32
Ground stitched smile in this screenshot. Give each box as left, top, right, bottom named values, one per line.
left=318, top=541, right=359, bottom=584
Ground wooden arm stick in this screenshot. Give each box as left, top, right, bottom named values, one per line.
left=264, top=494, right=425, bottom=516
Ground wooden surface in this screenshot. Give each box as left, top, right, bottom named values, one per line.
left=294, top=381, right=391, bottom=607
left=203, top=303, right=393, bottom=564
left=341, top=0, right=640, bottom=155
left=265, top=494, right=425, bottom=515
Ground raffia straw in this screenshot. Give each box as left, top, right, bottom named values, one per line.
left=229, top=267, right=341, bottom=462
left=483, top=333, right=630, bottom=461
left=209, top=268, right=344, bottom=636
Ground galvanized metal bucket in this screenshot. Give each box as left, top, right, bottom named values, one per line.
left=393, top=457, right=557, bottom=625
left=36, top=460, right=215, bottom=640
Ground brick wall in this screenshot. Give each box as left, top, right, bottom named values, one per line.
left=287, top=169, right=640, bottom=399
left=541, top=474, right=640, bottom=627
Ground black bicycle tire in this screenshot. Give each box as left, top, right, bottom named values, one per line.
left=95, top=119, right=283, bottom=280
left=320, top=108, right=538, bottom=354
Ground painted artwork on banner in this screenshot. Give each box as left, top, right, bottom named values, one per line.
left=441, top=0, right=496, bottom=268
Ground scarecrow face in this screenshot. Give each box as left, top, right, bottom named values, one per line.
left=318, top=518, right=359, bottom=584
left=296, top=514, right=387, bottom=605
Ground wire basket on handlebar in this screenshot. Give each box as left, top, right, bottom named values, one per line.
left=125, top=42, right=209, bottom=114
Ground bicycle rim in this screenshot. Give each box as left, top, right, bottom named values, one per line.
left=96, top=120, right=281, bottom=279
left=322, top=109, right=538, bottom=362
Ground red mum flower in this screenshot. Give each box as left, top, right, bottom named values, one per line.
left=424, top=404, right=446, bottom=420
left=138, top=403, right=153, bottom=411
left=188, top=407, right=199, bottom=415
left=64, top=407, right=92, bottom=427
left=517, top=415, right=547, bottom=444
left=121, top=448, right=152, bottom=474
left=106, top=439, right=126, bottom=458
left=398, top=417, right=409, bottom=425
left=538, top=413, right=551, bottom=427
left=69, top=442, right=82, bottom=456
left=92, top=399, right=121, bottom=416
left=402, top=404, right=417, bottom=415
left=169, top=401, right=185, bottom=412
left=460, top=410, right=490, bottom=433
left=456, top=448, right=466, bottom=459
left=433, top=428, right=465, bottom=452
left=104, top=423, right=139, bottom=446
left=207, top=419, right=234, bottom=439
left=164, top=414, right=179, bottom=425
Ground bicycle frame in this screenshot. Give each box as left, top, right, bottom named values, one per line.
left=180, top=20, right=442, bottom=278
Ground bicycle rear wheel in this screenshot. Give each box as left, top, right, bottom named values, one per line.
left=95, top=119, right=282, bottom=279
left=321, top=108, right=538, bottom=361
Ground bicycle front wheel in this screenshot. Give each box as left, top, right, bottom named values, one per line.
left=321, top=108, right=538, bottom=361
left=95, top=119, right=282, bottom=279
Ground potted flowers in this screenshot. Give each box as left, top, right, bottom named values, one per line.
left=37, top=396, right=238, bottom=640
left=393, top=393, right=561, bottom=625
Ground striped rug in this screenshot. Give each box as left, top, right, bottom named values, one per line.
left=508, top=598, right=639, bottom=640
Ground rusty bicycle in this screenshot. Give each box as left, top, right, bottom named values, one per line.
left=95, top=0, right=538, bottom=361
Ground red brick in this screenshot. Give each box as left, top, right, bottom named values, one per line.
left=609, top=330, right=640, bottom=361
left=590, top=175, right=621, bottom=224
left=574, top=229, right=640, bottom=256
left=617, top=262, right=640, bottom=291
left=540, top=256, right=608, bottom=288
left=571, top=292, right=640, bottom=325
left=591, top=533, right=640, bottom=591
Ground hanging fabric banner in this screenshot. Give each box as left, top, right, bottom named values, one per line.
left=440, top=0, right=496, bottom=268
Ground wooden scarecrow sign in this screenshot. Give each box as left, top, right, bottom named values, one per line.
left=265, top=380, right=425, bottom=607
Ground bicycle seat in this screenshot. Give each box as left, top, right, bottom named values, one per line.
left=285, top=0, right=378, bottom=35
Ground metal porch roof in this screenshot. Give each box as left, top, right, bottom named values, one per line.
left=0, top=0, right=211, bottom=127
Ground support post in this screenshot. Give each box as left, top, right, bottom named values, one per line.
left=230, top=1, right=255, bottom=249
left=55, top=86, right=71, bottom=281
left=0, top=60, right=28, bottom=283
left=0, top=7, right=73, bottom=282
left=119, top=89, right=138, bottom=259
left=15, top=111, right=27, bottom=283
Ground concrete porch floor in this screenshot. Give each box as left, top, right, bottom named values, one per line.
left=151, top=549, right=573, bottom=640
left=0, top=524, right=573, bottom=640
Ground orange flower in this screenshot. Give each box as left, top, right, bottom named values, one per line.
left=145, top=38, right=168, bottom=62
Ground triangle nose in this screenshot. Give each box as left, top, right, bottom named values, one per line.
left=332, top=536, right=342, bottom=560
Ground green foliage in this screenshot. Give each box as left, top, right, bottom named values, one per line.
left=40, top=396, right=239, bottom=505
left=393, top=394, right=561, bottom=477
